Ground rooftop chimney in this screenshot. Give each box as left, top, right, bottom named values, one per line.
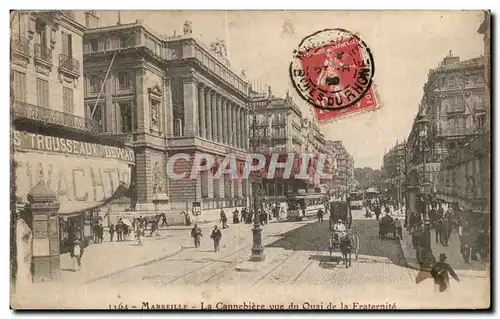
left=442, top=49, right=460, bottom=66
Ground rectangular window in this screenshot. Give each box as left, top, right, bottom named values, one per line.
left=13, top=71, right=27, bottom=102
left=118, top=101, right=132, bottom=133
left=118, top=72, right=129, bottom=89
left=89, top=38, right=98, bottom=52
left=35, top=20, right=47, bottom=48
left=61, top=31, right=73, bottom=58
left=477, top=113, right=486, bottom=130
left=63, top=87, right=74, bottom=114
left=119, top=35, right=132, bottom=48
left=36, top=78, right=49, bottom=108
left=89, top=104, right=103, bottom=127
left=89, top=75, right=101, bottom=93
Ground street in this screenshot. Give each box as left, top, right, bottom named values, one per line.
left=70, top=209, right=487, bottom=309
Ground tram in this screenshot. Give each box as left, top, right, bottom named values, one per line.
left=286, top=193, right=327, bottom=221
left=349, top=191, right=364, bottom=210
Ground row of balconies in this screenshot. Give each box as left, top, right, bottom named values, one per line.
left=12, top=34, right=81, bottom=77
left=12, top=100, right=101, bottom=134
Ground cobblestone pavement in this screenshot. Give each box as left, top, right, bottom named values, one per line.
left=14, top=210, right=489, bottom=309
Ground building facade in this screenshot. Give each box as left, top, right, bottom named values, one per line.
left=83, top=20, right=251, bottom=221
left=381, top=142, right=406, bottom=202
left=249, top=89, right=305, bottom=201
left=11, top=10, right=134, bottom=279
left=324, top=140, right=355, bottom=196
left=435, top=13, right=490, bottom=220
left=406, top=53, right=486, bottom=201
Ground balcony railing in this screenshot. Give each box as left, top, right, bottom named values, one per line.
left=12, top=101, right=101, bottom=134
left=12, top=34, right=30, bottom=56
left=34, top=43, right=52, bottom=64
left=58, top=54, right=80, bottom=77
left=111, top=133, right=136, bottom=144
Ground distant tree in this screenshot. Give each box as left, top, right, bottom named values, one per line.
left=354, top=167, right=382, bottom=190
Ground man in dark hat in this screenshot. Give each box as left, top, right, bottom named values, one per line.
left=431, top=253, right=460, bottom=292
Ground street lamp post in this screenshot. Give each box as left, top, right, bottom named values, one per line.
left=249, top=111, right=265, bottom=262
left=415, top=112, right=432, bottom=265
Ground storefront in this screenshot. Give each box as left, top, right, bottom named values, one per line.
left=13, top=128, right=135, bottom=256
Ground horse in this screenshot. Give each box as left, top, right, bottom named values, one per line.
left=339, top=233, right=353, bottom=268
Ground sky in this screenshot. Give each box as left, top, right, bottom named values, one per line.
left=99, top=10, right=485, bottom=169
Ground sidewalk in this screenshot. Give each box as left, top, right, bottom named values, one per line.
left=399, top=227, right=489, bottom=278
left=59, top=235, right=183, bottom=286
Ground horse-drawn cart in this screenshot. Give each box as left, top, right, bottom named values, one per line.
left=328, top=229, right=360, bottom=267
left=327, top=200, right=359, bottom=268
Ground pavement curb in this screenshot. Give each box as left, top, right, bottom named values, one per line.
left=82, top=243, right=184, bottom=285
left=397, top=235, right=490, bottom=280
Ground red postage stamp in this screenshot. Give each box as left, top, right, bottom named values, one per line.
left=289, top=28, right=377, bottom=121
left=312, top=85, right=380, bottom=123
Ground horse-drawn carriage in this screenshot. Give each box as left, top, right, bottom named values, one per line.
left=327, top=201, right=359, bottom=268
left=378, top=214, right=397, bottom=239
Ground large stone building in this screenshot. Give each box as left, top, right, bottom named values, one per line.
left=381, top=141, right=406, bottom=202
left=249, top=88, right=304, bottom=202
left=406, top=52, right=487, bottom=200
left=324, top=140, right=355, bottom=196
left=11, top=10, right=134, bottom=280
left=301, top=117, right=326, bottom=154
left=83, top=20, right=251, bottom=221
left=436, top=12, right=490, bottom=220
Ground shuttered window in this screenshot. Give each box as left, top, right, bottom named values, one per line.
left=63, top=87, right=74, bottom=114
left=36, top=78, right=49, bottom=108
left=13, top=71, right=27, bottom=102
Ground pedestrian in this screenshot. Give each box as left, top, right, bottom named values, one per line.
left=210, top=225, right=222, bottom=252
left=374, top=206, right=381, bottom=222
left=431, top=253, right=459, bottom=292
left=317, top=208, right=324, bottom=223
left=116, top=218, right=124, bottom=242
left=150, top=220, right=160, bottom=238
left=109, top=223, right=115, bottom=242
left=160, top=213, right=169, bottom=227
left=191, top=224, right=203, bottom=248
left=233, top=209, right=240, bottom=224
left=434, top=218, right=443, bottom=245
left=70, top=229, right=84, bottom=271
left=394, top=218, right=403, bottom=239
left=220, top=209, right=228, bottom=229
left=136, top=223, right=144, bottom=246
left=241, top=208, right=247, bottom=222
left=123, top=223, right=129, bottom=241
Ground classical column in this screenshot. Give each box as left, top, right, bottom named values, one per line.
left=217, top=94, right=223, bottom=143
left=228, top=102, right=233, bottom=146
left=211, top=91, right=217, bottom=142
left=243, top=109, right=249, bottom=150
left=164, top=77, right=174, bottom=137
left=235, top=106, right=241, bottom=149
left=205, top=88, right=212, bottom=140
left=222, top=98, right=228, bottom=144
left=232, top=104, right=237, bottom=147
left=198, top=83, right=206, bottom=138
left=182, top=77, right=198, bottom=137
left=239, top=109, right=244, bottom=149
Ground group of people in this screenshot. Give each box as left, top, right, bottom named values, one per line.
left=108, top=214, right=169, bottom=245
left=190, top=224, right=223, bottom=252
left=191, top=205, right=288, bottom=253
